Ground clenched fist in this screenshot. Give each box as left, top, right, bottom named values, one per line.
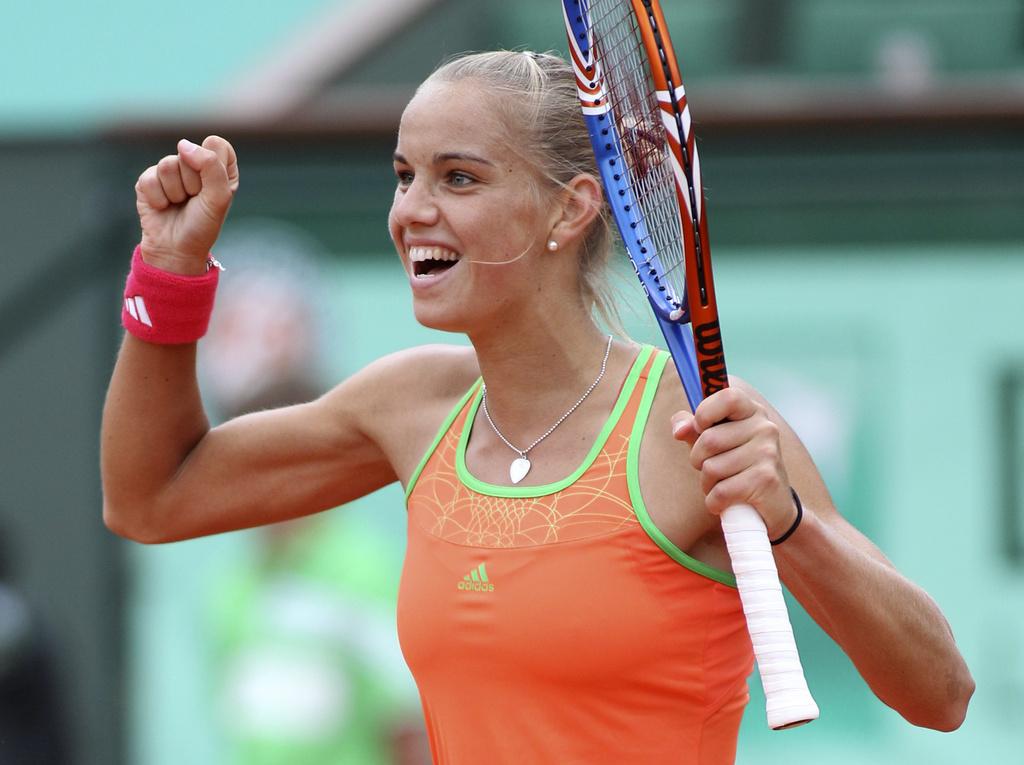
left=134, top=135, right=239, bottom=275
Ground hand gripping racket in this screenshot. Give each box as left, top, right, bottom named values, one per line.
left=562, top=0, right=819, bottom=729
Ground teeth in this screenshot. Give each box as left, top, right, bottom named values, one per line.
left=408, top=246, right=459, bottom=262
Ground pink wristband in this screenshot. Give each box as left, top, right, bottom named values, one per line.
left=121, top=245, right=221, bottom=344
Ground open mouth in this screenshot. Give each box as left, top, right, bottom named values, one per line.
left=409, top=246, right=461, bottom=278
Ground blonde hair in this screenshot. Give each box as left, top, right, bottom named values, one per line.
left=424, top=50, right=624, bottom=335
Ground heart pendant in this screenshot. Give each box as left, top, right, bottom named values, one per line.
left=509, top=457, right=531, bottom=484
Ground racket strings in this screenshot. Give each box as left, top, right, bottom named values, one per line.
left=587, top=0, right=688, bottom=309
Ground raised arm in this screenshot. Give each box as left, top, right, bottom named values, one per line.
left=101, top=136, right=398, bottom=542
left=102, top=338, right=403, bottom=542
left=672, top=380, right=975, bottom=732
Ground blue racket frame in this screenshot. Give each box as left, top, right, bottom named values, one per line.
left=563, top=0, right=704, bottom=412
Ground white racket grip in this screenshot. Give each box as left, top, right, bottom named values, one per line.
left=721, top=503, right=820, bottom=730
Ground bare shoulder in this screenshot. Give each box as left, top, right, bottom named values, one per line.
left=381, top=343, right=481, bottom=398
left=321, top=343, right=477, bottom=400
left=641, top=357, right=698, bottom=483
left=317, top=343, right=480, bottom=481
left=637, top=354, right=721, bottom=553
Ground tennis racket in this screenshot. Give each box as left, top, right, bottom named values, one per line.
left=562, top=0, right=819, bottom=730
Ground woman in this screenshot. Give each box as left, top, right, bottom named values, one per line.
left=102, top=52, right=973, bottom=764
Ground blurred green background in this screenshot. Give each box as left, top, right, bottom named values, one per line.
left=1, top=1, right=1022, bottom=763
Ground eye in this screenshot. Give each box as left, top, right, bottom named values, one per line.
left=448, top=171, right=475, bottom=188
left=394, top=168, right=413, bottom=187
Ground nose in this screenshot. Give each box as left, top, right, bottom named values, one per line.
left=389, top=176, right=440, bottom=231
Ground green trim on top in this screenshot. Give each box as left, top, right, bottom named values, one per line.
left=405, top=381, right=481, bottom=502
left=626, top=351, right=738, bottom=588
left=455, top=346, right=654, bottom=498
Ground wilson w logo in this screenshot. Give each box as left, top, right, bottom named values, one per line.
left=694, top=320, right=728, bottom=394
left=457, top=563, right=494, bottom=593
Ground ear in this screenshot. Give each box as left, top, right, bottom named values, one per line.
left=546, top=173, right=604, bottom=248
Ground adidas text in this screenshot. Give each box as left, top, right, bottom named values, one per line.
left=457, top=581, right=495, bottom=592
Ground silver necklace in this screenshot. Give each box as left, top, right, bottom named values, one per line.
left=480, top=335, right=614, bottom=484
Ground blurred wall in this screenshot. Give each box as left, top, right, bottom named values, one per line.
left=0, top=140, right=128, bottom=765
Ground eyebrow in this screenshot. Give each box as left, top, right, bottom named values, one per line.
left=392, top=151, right=496, bottom=167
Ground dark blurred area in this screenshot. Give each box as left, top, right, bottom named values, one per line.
left=0, top=523, right=71, bottom=764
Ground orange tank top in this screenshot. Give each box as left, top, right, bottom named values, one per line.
left=399, top=347, right=754, bottom=764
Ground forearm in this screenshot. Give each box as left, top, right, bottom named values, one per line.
left=101, top=335, right=209, bottom=535
left=775, top=508, right=974, bottom=730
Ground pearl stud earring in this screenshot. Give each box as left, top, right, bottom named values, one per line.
left=547, top=240, right=559, bottom=252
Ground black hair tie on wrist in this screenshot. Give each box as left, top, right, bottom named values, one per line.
left=770, top=487, right=803, bottom=546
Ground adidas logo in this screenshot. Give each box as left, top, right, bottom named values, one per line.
left=457, top=563, right=494, bottom=592
left=124, top=296, right=153, bottom=327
